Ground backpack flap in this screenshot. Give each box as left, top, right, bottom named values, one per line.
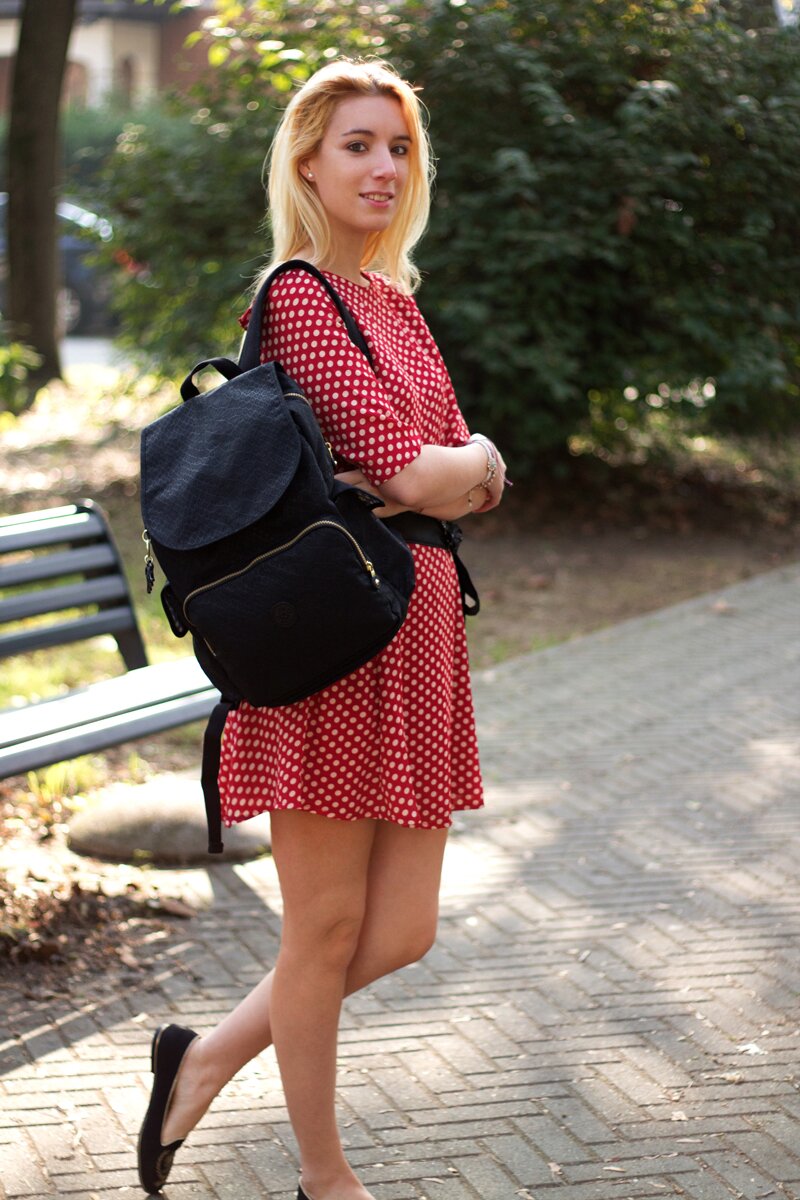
left=141, top=360, right=302, bottom=551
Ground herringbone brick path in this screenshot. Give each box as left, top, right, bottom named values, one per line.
left=2, top=564, right=799, bottom=1199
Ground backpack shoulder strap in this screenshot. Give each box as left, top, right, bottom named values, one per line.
left=239, top=258, right=375, bottom=373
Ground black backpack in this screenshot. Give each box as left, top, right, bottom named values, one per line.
left=140, top=261, right=416, bottom=848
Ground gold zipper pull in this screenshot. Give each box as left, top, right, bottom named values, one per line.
left=365, top=560, right=380, bottom=588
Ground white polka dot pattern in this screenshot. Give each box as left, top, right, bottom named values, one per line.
left=218, top=270, right=483, bottom=830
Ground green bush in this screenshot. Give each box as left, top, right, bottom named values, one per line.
left=62, top=100, right=178, bottom=196
left=94, top=0, right=800, bottom=470
left=93, top=94, right=272, bottom=370
left=1, top=103, right=156, bottom=196
left=394, top=0, right=800, bottom=469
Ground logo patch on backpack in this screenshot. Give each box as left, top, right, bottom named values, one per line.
left=270, top=601, right=297, bottom=628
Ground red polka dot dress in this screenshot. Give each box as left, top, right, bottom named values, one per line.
left=217, top=268, right=483, bottom=830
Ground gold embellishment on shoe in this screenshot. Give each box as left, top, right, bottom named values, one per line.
left=155, top=1146, right=176, bottom=1186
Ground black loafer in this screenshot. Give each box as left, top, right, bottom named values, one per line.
left=137, top=1024, right=199, bottom=1194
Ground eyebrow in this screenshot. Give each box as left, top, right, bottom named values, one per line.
left=339, top=128, right=412, bottom=140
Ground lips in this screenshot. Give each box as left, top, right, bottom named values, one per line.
left=361, top=192, right=394, bottom=201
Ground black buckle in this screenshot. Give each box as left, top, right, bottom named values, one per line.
left=439, top=521, right=463, bottom=553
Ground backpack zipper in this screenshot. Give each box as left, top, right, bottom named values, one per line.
left=182, top=519, right=380, bottom=622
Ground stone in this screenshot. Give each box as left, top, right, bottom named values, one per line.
left=67, top=773, right=271, bottom=865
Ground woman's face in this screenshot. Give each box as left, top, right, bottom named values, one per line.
left=301, top=93, right=411, bottom=246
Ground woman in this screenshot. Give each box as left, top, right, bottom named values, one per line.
left=138, top=57, right=506, bottom=1200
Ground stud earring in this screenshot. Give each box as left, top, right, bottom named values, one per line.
left=306, top=172, right=314, bottom=180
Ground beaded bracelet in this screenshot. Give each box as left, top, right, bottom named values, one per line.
left=469, top=433, right=498, bottom=489
left=467, top=484, right=490, bottom=510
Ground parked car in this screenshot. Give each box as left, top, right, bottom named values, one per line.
left=0, top=193, right=116, bottom=335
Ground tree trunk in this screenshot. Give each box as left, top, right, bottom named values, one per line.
left=6, top=0, right=77, bottom=392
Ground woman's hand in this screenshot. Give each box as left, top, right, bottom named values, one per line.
left=469, top=439, right=507, bottom=513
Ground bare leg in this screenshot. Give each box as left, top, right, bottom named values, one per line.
left=161, top=820, right=448, bottom=1174
left=268, top=810, right=375, bottom=1199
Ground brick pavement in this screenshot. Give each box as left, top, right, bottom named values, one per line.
left=1, top=563, right=799, bottom=1199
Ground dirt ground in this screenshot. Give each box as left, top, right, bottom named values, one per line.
left=2, top=373, right=797, bottom=675
left=462, top=519, right=797, bottom=667
left=459, top=434, right=800, bottom=664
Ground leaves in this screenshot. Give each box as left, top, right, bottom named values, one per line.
left=0, top=864, right=195, bottom=978
left=93, top=0, right=800, bottom=467
left=395, top=0, right=800, bottom=466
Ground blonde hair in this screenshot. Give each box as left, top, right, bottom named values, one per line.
left=257, top=58, right=433, bottom=294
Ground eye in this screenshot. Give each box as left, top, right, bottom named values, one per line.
left=346, top=141, right=368, bottom=153
left=392, top=144, right=409, bottom=156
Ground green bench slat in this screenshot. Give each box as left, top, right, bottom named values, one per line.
left=0, top=544, right=117, bottom=588
left=0, top=503, right=216, bottom=784
left=0, top=659, right=214, bottom=747
left=0, top=689, right=219, bottom=777
left=0, top=607, right=136, bottom=658
left=0, top=511, right=106, bottom=554
left=0, top=505, right=90, bottom=531
left=0, top=575, right=130, bottom=624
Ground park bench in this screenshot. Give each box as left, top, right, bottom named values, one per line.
left=0, top=501, right=219, bottom=781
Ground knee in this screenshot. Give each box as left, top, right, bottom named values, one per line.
left=392, top=922, right=438, bottom=971
left=284, top=911, right=365, bottom=973
left=346, top=918, right=438, bottom=992
left=323, top=914, right=365, bottom=970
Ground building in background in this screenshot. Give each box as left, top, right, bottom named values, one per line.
left=0, top=0, right=216, bottom=113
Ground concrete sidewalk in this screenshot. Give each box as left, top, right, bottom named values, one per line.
left=1, top=564, right=799, bottom=1199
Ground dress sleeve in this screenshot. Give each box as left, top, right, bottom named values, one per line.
left=441, top=374, right=472, bottom=446
left=256, top=270, right=423, bottom=487
left=402, top=291, right=472, bottom=447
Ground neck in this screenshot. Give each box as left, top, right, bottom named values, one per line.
left=317, top=228, right=370, bottom=287
left=319, top=256, right=367, bottom=287
left=297, top=248, right=367, bottom=287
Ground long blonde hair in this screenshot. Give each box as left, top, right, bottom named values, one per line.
left=258, top=58, right=433, bottom=294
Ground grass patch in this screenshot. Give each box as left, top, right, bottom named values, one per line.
left=0, top=641, right=122, bottom=708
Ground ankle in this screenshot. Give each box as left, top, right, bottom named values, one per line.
left=300, top=1164, right=370, bottom=1200
left=189, top=1036, right=232, bottom=1095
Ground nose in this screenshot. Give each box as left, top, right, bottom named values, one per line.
left=372, top=148, right=397, bottom=181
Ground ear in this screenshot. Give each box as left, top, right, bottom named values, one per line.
left=299, top=160, right=314, bottom=182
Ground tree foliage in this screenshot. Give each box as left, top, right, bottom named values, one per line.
left=396, top=0, right=800, bottom=465
left=96, top=0, right=800, bottom=468
left=96, top=96, right=271, bottom=365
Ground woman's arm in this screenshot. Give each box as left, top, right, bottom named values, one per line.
left=335, top=479, right=480, bottom=522
left=260, top=271, right=425, bottom=487
left=261, top=273, right=506, bottom=513
left=337, top=436, right=506, bottom=519
left=377, top=441, right=504, bottom=510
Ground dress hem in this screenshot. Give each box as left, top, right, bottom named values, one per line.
left=222, top=796, right=485, bottom=832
